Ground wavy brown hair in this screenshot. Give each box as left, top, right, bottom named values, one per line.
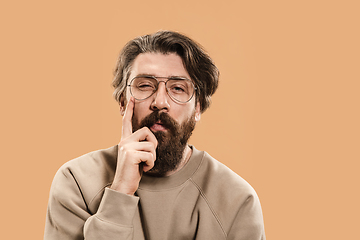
left=112, top=30, right=219, bottom=113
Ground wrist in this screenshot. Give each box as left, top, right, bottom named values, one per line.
left=110, top=182, right=136, bottom=196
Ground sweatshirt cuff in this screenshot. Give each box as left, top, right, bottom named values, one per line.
left=96, top=187, right=139, bottom=226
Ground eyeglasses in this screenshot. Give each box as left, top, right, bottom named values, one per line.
left=128, top=75, right=197, bottom=103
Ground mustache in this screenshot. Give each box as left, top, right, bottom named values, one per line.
left=138, top=111, right=179, bottom=134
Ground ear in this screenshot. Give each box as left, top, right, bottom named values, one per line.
left=194, top=102, right=201, bottom=122
left=119, top=94, right=126, bottom=116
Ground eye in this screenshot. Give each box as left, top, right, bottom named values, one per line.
left=134, top=77, right=156, bottom=91
left=138, top=82, right=154, bottom=89
left=168, top=81, right=188, bottom=94
left=172, top=85, right=186, bottom=92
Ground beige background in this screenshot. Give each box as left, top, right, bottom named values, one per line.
left=1, top=0, right=359, bottom=239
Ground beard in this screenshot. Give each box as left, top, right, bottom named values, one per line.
left=132, top=111, right=196, bottom=177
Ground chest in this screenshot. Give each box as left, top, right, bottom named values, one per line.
left=135, top=183, right=225, bottom=240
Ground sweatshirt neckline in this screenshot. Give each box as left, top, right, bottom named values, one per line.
left=138, top=145, right=204, bottom=191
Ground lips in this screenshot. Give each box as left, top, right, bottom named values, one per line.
left=150, top=121, right=168, bottom=131
left=138, top=111, right=177, bottom=134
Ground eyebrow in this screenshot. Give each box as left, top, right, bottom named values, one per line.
left=135, top=74, right=190, bottom=79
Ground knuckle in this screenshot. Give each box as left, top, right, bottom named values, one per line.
left=140, top=127, right=150, bottom=134
left=119, top=144, right=128, bottom=152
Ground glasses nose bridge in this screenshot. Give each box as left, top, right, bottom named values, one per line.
left=154, top=77, right=170, bottom=91
left=152, top=77, right=171, bottom=99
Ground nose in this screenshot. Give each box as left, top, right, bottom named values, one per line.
left=150, top=81, right=170, bottom=111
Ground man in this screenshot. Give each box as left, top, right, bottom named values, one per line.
left=44, top=31, right=266, bottom=239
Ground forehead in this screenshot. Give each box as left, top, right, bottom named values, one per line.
left=129, top=52, right=191, bottom=80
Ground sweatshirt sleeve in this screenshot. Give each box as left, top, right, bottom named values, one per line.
left=83, top=188, right=139, bottom=239
left=44, top=166, right=141, bottom=240
left=227, top=192, right=266, bottom=240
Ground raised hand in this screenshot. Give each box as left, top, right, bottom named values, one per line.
left=110, top=97, right=158, bottom=195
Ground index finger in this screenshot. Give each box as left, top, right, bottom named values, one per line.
left=121, top=97, right=135, bottom=138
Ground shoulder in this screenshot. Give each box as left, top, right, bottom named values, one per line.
left=190, top=150, right=262, bottom=234
left=191, top=150, right=256, bottom=197
left=58, top=146, right=117, bottom=178
left=51, top=146, right=118, bottom=212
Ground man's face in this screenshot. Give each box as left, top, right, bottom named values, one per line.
left=120, top=52, right=201, bottom=175
left=122, top=52, right=201, bottom=130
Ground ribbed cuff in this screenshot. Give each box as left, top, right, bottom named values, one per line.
left=96, top=187, right=140, bottom=226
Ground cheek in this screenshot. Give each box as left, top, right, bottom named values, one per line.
left=133, top=101, right=150, bottom=123
left=131, top=109, right=144, bottom=132
left=174, top=106, right=196, bottom=123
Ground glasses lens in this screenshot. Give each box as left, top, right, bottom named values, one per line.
left=130, top=77, right=157, bottom=100
left=166, top=79, right=195, bottom=103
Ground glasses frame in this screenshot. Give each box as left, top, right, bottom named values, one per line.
left=127, top=75, right=197, bottom=103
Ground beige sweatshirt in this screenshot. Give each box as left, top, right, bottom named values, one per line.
left=44, top=145, right=265, bottom=239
